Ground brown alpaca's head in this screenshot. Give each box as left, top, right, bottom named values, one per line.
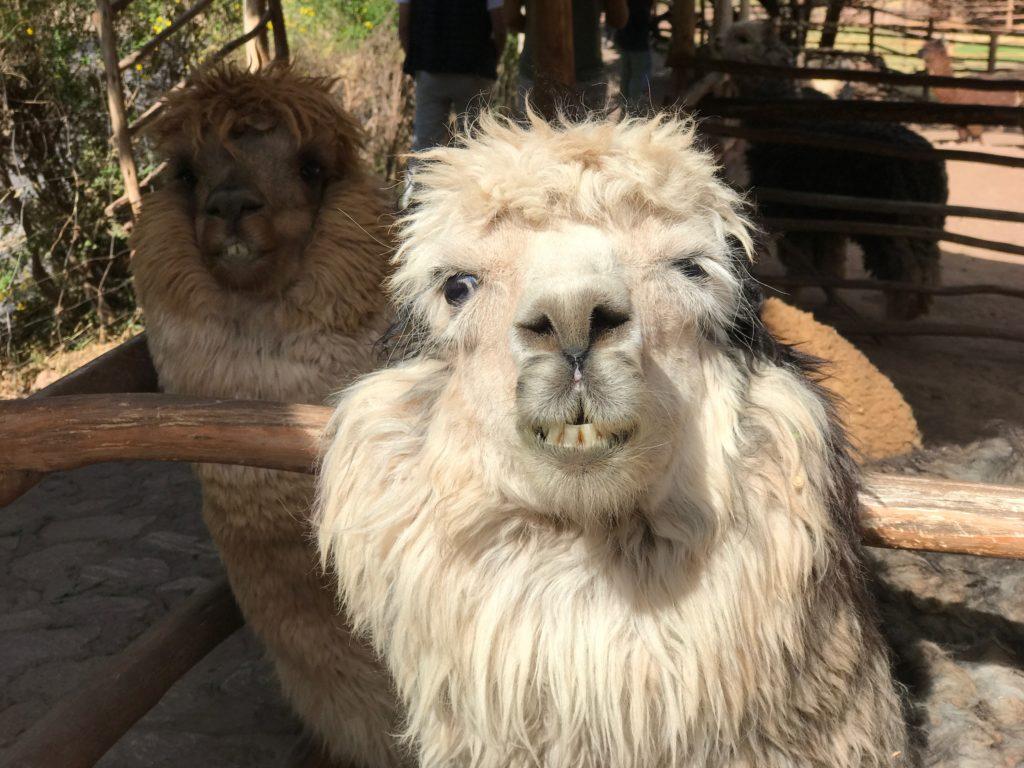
left=917, top=39, right=949, bottom=67
left=144, top=64, right=364, bottom=295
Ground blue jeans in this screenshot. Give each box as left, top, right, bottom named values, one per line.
left=619, top=49, right=652, bottom=111
left=411, top=72, right=494, bottom=153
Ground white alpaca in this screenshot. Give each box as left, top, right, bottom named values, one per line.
left=318, top=115, right=913, bottom=767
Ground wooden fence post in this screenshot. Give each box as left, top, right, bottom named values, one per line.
left=528, top=0, right=575, bottom=118
left=712, top=0, right=732, bottom=38
left=268, top=0, right=289, bottom=61
left=868, top=7, right=875, bottom=54
left=669, top=0, right=698, bottom=94
left=243, top=0, right=271, bottom=71
left=820, top=0, right=844, bottom=50
left=988, top=33, right=999, bottom=72
left=94, top=0, right=141, bottom=216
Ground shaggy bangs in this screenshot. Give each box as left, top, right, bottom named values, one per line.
left=390, top=112, right=754, bottom=312
left=147, top=62, right=364, bottom=170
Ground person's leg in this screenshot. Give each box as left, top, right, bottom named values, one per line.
left=624, top=50, right=653, bottom=112
left=449, top=75, right=495, bottom=135
left=410, top=72, right=454, bottom=152
left=577, top=78, right=609, bottom=113
left=619, top=51, right=635, bottom=104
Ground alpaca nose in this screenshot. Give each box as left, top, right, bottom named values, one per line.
left=516, top=282, right=632, bottom=363
left=205, top=186, right=264, bottom=225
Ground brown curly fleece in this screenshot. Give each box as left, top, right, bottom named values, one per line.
left=761, top=298, right=921, bottom=462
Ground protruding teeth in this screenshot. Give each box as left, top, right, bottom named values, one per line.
left=541, top=423, right=614, bottom=450
left=223, top=241, right=254, bottom=261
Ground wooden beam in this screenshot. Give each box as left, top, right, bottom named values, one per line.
left=1, top=395, right=1022, bottom=559
left=761, top=217, right=1024, bottom=257
left=698, top=120, right=1024, bottom=169
left=754, top=188, right=1024, bottom=224
left=699, top=97, right=1024, bottom=126
left=0, top=335, right=158, bottom=508
left=861, top=475, right=1024, bottom=559
left=828, top=319, right=1024, bottom=345
left=753, top=273, right=1024, bottom=301
left=94, top=0, right=142, bottom=216
left=104, top=161, right=167, bottom=216
left=5, top=580, right=242, bottom=768
left=528, top=0, right=575, bottom=117
left=0, top=394, right=323, bottom=476
left=117, top=0, right=216, bottom=71
left=686, top=56, right=1024, bottom=92
left=668, top=0, right=698, bottom=87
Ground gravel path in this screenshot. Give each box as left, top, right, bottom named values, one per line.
left=0, top=461, right=298, bottom=767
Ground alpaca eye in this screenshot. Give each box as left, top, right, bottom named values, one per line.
left=673, top=258, right=707, bottom=280
left=299, top=154, right=324, bottom=184
left=175, top=161, right=197, bottom=189
left=443, top=273, right=479, bottom=306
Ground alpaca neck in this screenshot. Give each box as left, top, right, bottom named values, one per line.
left=923, top=51, right=954, bottom=77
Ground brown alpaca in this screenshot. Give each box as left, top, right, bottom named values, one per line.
left=918, top=39, right=1023, bottom=142
left=761, top=298, right=920, bottom=461
left=131, top=65, right=407, bottom=767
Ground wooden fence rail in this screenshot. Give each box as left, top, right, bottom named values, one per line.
left=754, top=274, right=1024, bottom=301
left=0, top=334, right=157, bottom=508
left=700, top=97, right=1024, bottom=126
left=2, top=394, right=1023, bottom=559
left=754, top=188, right=1024, bottom=224
left=686, top=57, right=1024, bottom=92
left=760, top=217, right=1024, bottom=257
left=698, top=121, right=1024, bottom=169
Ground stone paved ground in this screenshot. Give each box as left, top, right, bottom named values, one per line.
left=0, top=461, right=298, bottom=767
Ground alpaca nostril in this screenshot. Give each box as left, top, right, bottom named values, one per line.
left=589, top=304, right=631, bottom=342
left=205, top=186, right=265, bottom=224
left=519, top=313, right=556, bottom=337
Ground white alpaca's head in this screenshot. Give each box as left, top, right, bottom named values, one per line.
left=383, top=115, right=762, bottom=529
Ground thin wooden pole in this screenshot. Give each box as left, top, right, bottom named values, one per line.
left=988, top=32, right=999, bottom=72
left=243, top=0, right=271, bottom=70
left=669, top=0, right=698, bottom=93
left=94, top=0, right=141, bottom=216
left=868, top=7, right=876, bottom=53
left=5, top=580, right=242, bottom=768
left=1, top=395, right=1022, bottom=559
left=267, top=0, right=289, bottom=61
left=739, top=0, right=751, bottom=21
left=117, top=0, right=216, bottom=71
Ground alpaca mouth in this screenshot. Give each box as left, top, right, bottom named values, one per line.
left=220, top=239, right=262, bottom=265
left=532, top=422, right=631, bottom=452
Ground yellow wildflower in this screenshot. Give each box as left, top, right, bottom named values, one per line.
left=363, top=20, right=373, bottom=30
left=25, top=27, right=34, bottom=36
left=135, top=63, right=143, bottom=71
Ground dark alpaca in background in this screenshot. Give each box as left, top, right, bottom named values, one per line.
left=715, top=21, right=949, bottom=320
